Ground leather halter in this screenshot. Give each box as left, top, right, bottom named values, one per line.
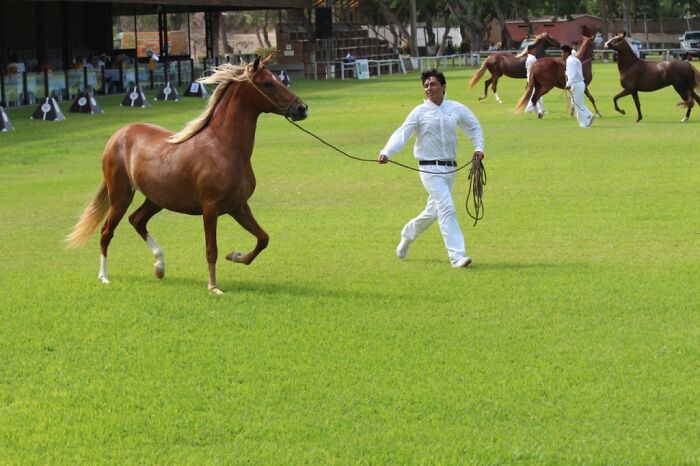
left=244, top=65, right=301, bottom=119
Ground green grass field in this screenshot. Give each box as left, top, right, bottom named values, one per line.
left=1, top=63, right=699, bottom=464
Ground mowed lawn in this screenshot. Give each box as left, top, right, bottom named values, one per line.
left=0, top=63, right=698, bottom=464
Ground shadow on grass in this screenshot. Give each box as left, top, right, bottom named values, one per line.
left=117, top=273, right=387, bottom=301
left=410, top=258, right=586, bottom=272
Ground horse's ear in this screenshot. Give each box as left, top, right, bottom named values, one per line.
left=262, top=54, right=274, bottom=66
left=253, top=55, right=261, bottom=71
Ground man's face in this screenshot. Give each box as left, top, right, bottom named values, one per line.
left=423, top=76, right=445, bottom=104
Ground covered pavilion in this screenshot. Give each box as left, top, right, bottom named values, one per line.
left=0, top=0, right=310, bottom=106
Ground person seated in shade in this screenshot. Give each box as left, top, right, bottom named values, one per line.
left=343, top=51, right=356, bottom=63
left=278, top=69, right=291, bottom=87
left=8, top=54, right=26, bottom=74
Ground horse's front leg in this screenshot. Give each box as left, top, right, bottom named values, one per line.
left=613, top=88, right=632, bottom=116
left=585, top=88, right=602, bottom=117
left=226, top=202, right=269, bottom=265
left=202, top=205, right=223, bottom=295
left=631, top=91, right=642, bottom=122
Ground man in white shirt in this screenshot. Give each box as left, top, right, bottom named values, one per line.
left=562, top=45, right=594, bottom=128
left=377, top=69, right=484, bottom=269
left=593, top=33, right=604, bottom=49
left=524, top=43, right=545, bottom=118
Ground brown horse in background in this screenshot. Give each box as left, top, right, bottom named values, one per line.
left=514, top=35, right=601, bottom=117
left=469, top=32, right=560, bottom=103
left=66, top=56, right=308, bottom=294
left=605, top=34, right=700, bottom=122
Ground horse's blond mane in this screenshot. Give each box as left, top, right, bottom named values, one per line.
left=515, top=32, right=556, bottom=59
left=167, top=63, right=250, bottom=144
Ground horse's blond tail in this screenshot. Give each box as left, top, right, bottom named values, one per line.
left=65, top=182, right=109, bottom=249
left=514, top=78, right=535, bottom=114
left=469, top=60, right=488, bottom=89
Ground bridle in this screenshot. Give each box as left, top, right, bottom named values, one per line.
left=244, top=65, right=303, bottom=119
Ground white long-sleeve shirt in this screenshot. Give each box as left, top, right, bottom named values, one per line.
left=380, top=99, right=484, bottom=161
left=565, top=55, right=585, bottom=88
left=525, top=53, right=536, bottom=81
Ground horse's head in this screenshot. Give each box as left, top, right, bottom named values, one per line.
left=523, top=32, right=560, bottom=59
left=246, top=55, right=308, bottom=121
left=578, top=35, right=594, bottom=59
left=604, top=34, right=626, bottom=51
left=535, top=32, right=561, bottom=49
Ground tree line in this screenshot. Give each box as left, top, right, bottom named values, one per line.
left=330, top=0, right=700, bottom=53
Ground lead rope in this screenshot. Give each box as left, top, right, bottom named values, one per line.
left=244, top=67, right=486, bottom=224
left=465, top=155, right=486, bottom=226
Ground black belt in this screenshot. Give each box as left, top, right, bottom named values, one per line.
left=419, top=160, right=457, bottom=167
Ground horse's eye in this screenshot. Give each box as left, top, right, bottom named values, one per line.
left=263, top=81, right=275, bottom=89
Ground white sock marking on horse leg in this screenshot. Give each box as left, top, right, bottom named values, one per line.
left=495, top=92, right=503, bottom=104
left=98, top=255, right=110, bottom=284
left=146, top=233, right=165, bottom=278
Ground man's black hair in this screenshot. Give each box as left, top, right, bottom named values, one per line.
left=560, top=45, right=573, bottom=54
left=421, top=68, right=446, bottom=86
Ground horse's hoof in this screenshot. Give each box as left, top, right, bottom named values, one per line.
left=99, top=276, right=110, bottom=284
left=618, top=109, right=626, bottom=115
left=226, top=251, right=245, bottom=263
left=681, top=117, right=689, bottom=123
left=154, top=264, right=165, bottom=279
left=208, top=285, right=224, bottom=295
left=478, top=96, right=486, bottom=101
left=537, top=112, right=544, bottom=119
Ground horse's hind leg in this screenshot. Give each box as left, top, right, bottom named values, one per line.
left=585, top=88, right=602, bottom=117
left=491, top=76, right=503, bottom=104
left=479, top=77, right=492, bottom=101
left=128, top=198, right=165, bottom=279
left=674, top=86, right=695, bottom=122
left=99, top=188, right=134, bottom=284
left=226, top=202, right=269, bottom=266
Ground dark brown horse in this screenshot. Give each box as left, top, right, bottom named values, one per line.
left=469, top=32, right=560, bottom=103
left=66, top=56, right=308, bottom=294
left=514, top=35, right=601, bottom=117
left=605, top=34, right=700, bottom=122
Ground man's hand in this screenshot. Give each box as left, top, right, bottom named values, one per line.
left=377, top=153, right=389, bottom=164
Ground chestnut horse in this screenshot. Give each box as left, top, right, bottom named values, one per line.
left=65, top=56, right=308, bottom=294
left=514, top=35, right=601, bottom=117
left=469, top=32, right=560, bottom=103
left=604, top=34, right=700, bottom=122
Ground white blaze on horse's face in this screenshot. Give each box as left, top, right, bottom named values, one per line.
left=604, top=35, right=623, bottom=50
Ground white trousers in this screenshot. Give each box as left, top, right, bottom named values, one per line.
left=401, top=165, right=467, bottom=265
left=569, top=81, right=593, bottom=127
left=525, top=89, right=545, bottom=114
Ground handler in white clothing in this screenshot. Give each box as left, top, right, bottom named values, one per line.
left=524, top=43, right=546, bottom=118
left=377, top=68, right=484, bottom=268
left=562, top=45, right=594, bottom=128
